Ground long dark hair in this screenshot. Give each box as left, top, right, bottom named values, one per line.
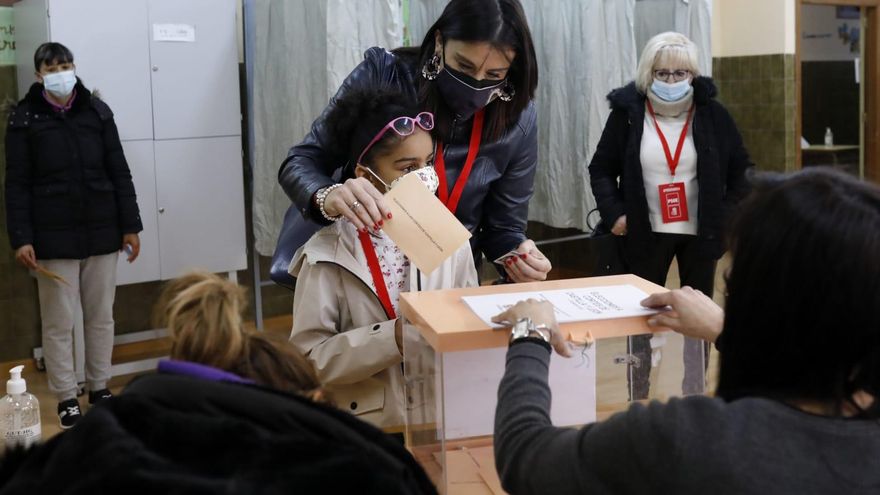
left=394, top=0, right=537, bottom=143
left=717, top=168, right=880, bottom=418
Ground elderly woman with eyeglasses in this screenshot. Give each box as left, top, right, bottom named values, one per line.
left=588, top=32, right=753, bottom=400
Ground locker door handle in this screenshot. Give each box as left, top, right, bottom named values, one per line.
left=152, top=66, right=159, bottom=72
left=158, top=207, right=165, bottom=214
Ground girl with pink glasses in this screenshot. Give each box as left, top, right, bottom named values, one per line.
left=288, top=88, right=478, bottom=429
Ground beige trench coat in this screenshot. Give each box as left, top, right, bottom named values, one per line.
left=289, top=221, right=478, bottom=428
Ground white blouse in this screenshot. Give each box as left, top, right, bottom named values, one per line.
left=366, top=230, right=411, bottom=315
left=640, top=106, right=700, bottom=235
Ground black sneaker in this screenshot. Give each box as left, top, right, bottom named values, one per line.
left=88, top=388, right=113, bottom=405
left=58, top=399, right=82, bottom=429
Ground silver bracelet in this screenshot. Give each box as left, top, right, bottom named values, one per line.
left=315, top=184, right=343, bottom=222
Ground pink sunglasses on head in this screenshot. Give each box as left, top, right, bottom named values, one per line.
left=357, top=112, right=435, bottom=165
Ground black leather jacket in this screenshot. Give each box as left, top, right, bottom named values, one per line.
left=278, top=47, right=538, bottom=265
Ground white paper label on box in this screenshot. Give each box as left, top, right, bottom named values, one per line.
left=462, top=284, right=659, bottom=328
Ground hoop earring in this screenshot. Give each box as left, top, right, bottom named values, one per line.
left=499, top=81, right=516, bottom=102
left=422, top=54, right=441, bottom=81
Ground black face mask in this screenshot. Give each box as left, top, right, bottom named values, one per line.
left=436, top=64, right=506, bottom=121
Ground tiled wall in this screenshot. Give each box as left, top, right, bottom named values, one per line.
left=0, top=66, right=293, bottom=363
left=712, top=54, right=798, bottom=173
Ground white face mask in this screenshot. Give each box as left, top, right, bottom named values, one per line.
left=42, top=70, right=76, bottom=98
left=366, top=166, right=440, bottom=195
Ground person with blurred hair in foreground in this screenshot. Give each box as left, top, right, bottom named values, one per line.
left=0, top=272, right=437, bottom=495
left=493, top=168, right=880, bottom=495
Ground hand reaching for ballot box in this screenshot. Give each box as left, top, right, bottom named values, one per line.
left=640, top=286, right=724, bottom=343
left=492, top=299, right=573, bottom=357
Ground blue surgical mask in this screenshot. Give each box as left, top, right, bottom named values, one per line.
left=42, top=70, right=76, bottom=98
left=651, top=78, right=691, bottom=102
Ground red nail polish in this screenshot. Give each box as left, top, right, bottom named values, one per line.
left=387, top=213, right=393, bottom=219
left=373, top=224, right=379, bottom=230
left=520, top=253, right=528, bottom=260
left=378, top=220, right=384, bottom=227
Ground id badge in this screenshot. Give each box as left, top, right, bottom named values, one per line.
left=658, top=182, right=689, bottom=223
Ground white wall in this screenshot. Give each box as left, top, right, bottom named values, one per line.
left=712, top=0, right=795, bottom=57
left=801, top=4, right=860, bottom=62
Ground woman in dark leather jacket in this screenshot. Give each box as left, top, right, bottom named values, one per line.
left=278, top=0, right=550, bottom=282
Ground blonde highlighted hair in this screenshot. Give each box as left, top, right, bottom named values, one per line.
left=155, top=272, right=330, bottom=404
left=635, top=32, right=701, bottom=94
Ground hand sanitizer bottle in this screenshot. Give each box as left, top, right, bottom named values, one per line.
left=824, top=127, right=834, bottom=147
left=1, top=366, right=42, bottom=449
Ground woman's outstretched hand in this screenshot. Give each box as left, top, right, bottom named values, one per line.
left=640, top=286, right=724, bottom=343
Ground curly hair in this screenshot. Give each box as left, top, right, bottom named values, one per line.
left=323, top=86, right=421, bottom=174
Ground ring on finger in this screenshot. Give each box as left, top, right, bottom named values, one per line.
left=350, top=200, right=361, bottom=210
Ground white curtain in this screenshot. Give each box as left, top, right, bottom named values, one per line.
left=524, top=0, right=637, bottom=231
left=634, top=0, right=713, bottom=76
left=247, top=0, right=403, bottom=256
left=408, top=0, right=447, bottom=45
left=247, top=0, right=712, bottom=251
left=409, top=1, right=637, bottom=232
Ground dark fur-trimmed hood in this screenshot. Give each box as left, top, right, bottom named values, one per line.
left=23, top=77, right=93, bottom=114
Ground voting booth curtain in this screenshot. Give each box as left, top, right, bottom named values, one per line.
left=246, top=0, right=713, bottom=254
left=245, top=0, right=404, bottom=256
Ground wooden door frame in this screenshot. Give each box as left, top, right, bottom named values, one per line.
left=797, top=0, right=880, bottom=181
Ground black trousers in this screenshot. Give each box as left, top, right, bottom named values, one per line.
left=626, top=233, right=717, bottom=400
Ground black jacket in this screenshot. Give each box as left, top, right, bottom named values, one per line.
left=0, top=373, right=437, bottom=495
left=278, top=47, right=538, bottom=265
left=5, top=80, right=142, bottom=260
left=588, top=77, right=752, bottom=260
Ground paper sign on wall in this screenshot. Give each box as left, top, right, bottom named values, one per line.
left=153, top=24, right=196, bottom=43
left=0, top=8, right=14, bottom=67
left=382, top=173, right=471, bottom=274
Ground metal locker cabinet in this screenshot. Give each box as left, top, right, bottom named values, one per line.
left=147, top=0, right=242, bottom=140
left=116, top=141, right=161, bottom=285
left=13, top=0, right=247, bottom=284
left=47, top=0, right=154, bottom=141
left=154, top=136, right=247, bottom=280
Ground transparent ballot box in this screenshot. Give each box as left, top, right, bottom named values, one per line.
left=399, top=274, right=708, bottom=494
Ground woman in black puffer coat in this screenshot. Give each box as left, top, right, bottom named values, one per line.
left=589, top=32, right=753, bottom=399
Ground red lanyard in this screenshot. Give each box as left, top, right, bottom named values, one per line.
left=357, top=229, right=397, bottom=320
left=434, top=109, right=485, bottom=214
left=646, top=100, right=695, bottom=177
